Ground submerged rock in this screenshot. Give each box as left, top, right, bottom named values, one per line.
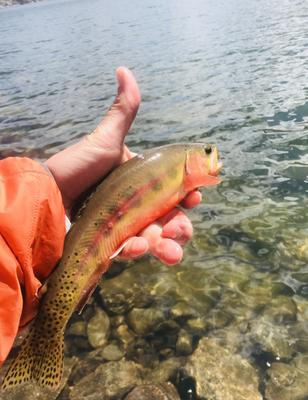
left=184, top=338, right=262, bottom=400
left=87, top=308, right=110, bottom=349
left=146, top=358, right=183, bottom=383
left=292, top=321, right=308, bottom=353
left=263, top=296, right=297, bottom=323
left=126, top=307, right=165, bottom=335
left=250, top=316, right=295, bottom=359
left=99, top=262, right=157, bottom=314
left=114, top=323, right=136, bottom=349
left=67, top=321, right=88, bottom=337
left=265, top=358, right=308, bottom=400
left=124, top=382, right=180, bottom=400
left=185, top=317, right=208, bottom=335
left=101, top=344, right=125, bottom=361
left=170, top=301, right=199, bottom=321
left=206, top=308, right=233, bottom=330
left=175, top=329, right=193, bottom=356
left=69, top=360, right=144, bottom=400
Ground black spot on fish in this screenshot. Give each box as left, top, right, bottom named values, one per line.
left=107, top=204, right=118, bottom=214
left=153, top=180, right=163, bottom=191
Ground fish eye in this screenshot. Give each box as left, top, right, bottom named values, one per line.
left=204, top=145, right=212, bottom=155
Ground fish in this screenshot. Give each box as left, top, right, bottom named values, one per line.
left=1, top=143, right=222, bottom=390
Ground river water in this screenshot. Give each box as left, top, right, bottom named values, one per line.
left=0, top=0, right=308, bottom=399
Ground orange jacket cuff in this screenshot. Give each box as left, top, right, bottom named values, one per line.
left=0, top=157, right=66, bottom=364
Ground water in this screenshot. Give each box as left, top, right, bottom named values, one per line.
left=0, top=0, right=308, bottom=398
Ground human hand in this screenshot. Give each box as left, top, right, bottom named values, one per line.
left=46, top=67, right=202, bottom=265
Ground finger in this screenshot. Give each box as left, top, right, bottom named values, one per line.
left=153, top=238, right=183, bottom=265
left=119, top=236, right=149, bottom=259
left=161, top=210, right=193, bottom=245
left=140, top=223, right=183, bottom=265
left=181, top=190, right=202, bottom=209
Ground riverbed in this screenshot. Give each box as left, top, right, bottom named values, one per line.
left=0, top=0, right=307, bottom=398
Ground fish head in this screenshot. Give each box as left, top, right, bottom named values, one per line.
left=183, top=144, right=222, bottom=192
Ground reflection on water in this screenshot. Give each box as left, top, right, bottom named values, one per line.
left=0, top=0, right=307, bottom=398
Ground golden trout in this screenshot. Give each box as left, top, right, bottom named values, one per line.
left=2, top=143, right=221, bottom=389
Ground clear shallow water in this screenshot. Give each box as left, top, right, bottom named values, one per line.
left=0, top=0, right=308, bottom=398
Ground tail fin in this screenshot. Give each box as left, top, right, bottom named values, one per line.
left=2, top=327, right=64, bottom=390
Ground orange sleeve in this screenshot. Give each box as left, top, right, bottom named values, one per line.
left=0, top=157, right=66, bottom=364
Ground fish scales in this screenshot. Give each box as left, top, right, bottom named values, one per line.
left=2, top=143, right=221, bottom=390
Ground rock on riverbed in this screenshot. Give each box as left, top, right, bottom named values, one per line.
left=183, top=338, right=262, bottom=400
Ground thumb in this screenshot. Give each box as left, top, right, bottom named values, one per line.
left=88, top=66, right=141, bottom=152
left=46, top=67, right=141, bottom=209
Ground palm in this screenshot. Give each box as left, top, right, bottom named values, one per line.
left=46, top=67, right=201, bottom=265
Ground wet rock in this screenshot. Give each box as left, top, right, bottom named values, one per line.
left=159, top=348, right=175, bottom=359
left=114, top=323, right=136, bottom=350
left=185, top=317, right=208, bottom=335
left=124, top=382, right=180, bottom=400
left=265, top=359, right=308, bottom=400
left=295, top=296, right=308, bottom=321
left=176, top=268, right=221, bottom=309
left=241, top=278, right=295, bottom=314
left=127, top=307, right=165, bottom=335
left=69, top=360, right=144, bottom=400
left=65, top=320, right=90, bottom=354
left=207, top=308, right=233, bottom=330
left=184, top=338, right=262, bottom=400
left=150, top=332, right=178, bottom=354
left=110, top=315, right=125, bottom=328
left=242, top=280, right=274, bottom=310
left=213, top=261, right=254, bottom=291
left=296, top=238, right=308, bottom=262
left=175, top=330, right=193, bottom=356
left=68, top=357, right=101, bottom=385
left=250, top=316, right=295, bottom=359
left=127, top=337, right=160, bottom=368
left=151, top=264, right=221, bottom=317
left=294, top=353, right=308, bottom=373
left=99, top=262, right=156, bottom=314
left=101, top=344, right=125, bottom=361
left=67, top=321, right=87, bottom=337
left=292, top=321, right=308, bottom=352
left=170, top=301, right=199, bottom=321
left=146, top=358, right=183, bottom=383
left=87, top=308, right=110, bottom=349
left=208, top=322, right=250, bottom=353
left=65, top=335, right=91, bottom=355
left=218, top=290, right=254, bottom=321
left=292, top=272, right=308, bottom=283
left=155, top=320, right=181, bottom=335
left=263, top=296, right=297, bottom=323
